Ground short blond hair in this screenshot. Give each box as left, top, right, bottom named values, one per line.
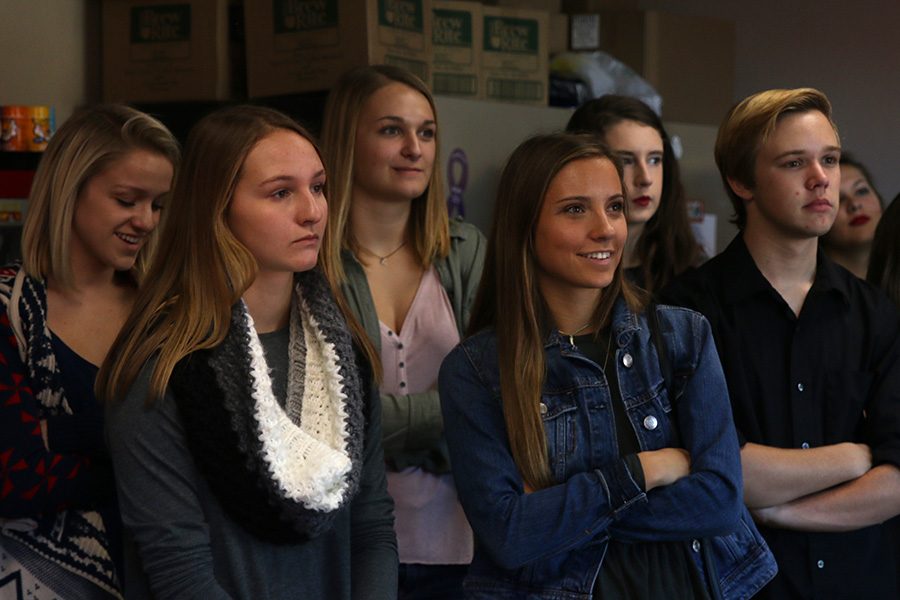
left=21, top=104, right=179, bottom=287
left=714, top=88, right=838, bottom=229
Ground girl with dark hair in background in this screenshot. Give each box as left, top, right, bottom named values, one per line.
left=567, top=95, right=703, bottom=296
left=821, top=153, right=884, bottom=278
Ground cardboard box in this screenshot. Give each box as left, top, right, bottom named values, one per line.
left=548, top=12, right=569, bottom=55
left=489, top=0, right=561, bottom=12
left=432, top=1, right=482, bottom=98
left=562, top=0, right=637, bottom=11
left=596, top=9, right=735, bottom=124
left=245, top=0, right=432, bottom=98
left=102, top=0, right=232, bottom=102
left=481, top=6, right=548, bottom=105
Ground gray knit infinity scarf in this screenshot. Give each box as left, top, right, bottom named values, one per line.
left=170, top=269, right=365, bottom=541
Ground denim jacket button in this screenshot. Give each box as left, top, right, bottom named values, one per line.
left=643, top=415, right=658, bottom=430
left=622, top=353, right=633, bottom=368
left=540, top=402, right=548, bottom=416
left=692, top=539, right=701, bottom=553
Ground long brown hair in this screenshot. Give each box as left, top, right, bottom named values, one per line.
left=567, top=95, right=701, bottom=295
left=22, top=104, right=179, bottom=288
left=468, top=133, right=645, bottom=490
left=867, top=193, right=900, bottom=307
left=319, top=64, right=449, bottom=285
left=97, top=105, right=374, bottom=403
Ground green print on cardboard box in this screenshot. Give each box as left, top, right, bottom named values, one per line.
left=378, top=0, right=424, bottom=33
left=483, top=16, right=537, bottom=55
left=130, top=4, right=191, bottom=43
left=272, top=0, right=338, bottom=33
left=434, top=9, right=472, bottom=47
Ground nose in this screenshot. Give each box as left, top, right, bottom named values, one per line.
left=296, top=193, right=326, bottom=226
left=401, top=131, right=422, bottom=160
left=131, top=202, right=156, bottom=232
left=590, top=209, right=616, bottom=239
left=633, top=159, right=652, bottom=189
left=807, top=162, right=829, bottom=190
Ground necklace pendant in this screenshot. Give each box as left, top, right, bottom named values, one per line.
left=379, top=257, right=387, bottom=265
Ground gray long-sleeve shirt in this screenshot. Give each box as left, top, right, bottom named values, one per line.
left=106, top=328, right=397, bottom=599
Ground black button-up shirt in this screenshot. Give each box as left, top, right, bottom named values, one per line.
left=661, top=235, right=900, bottom=599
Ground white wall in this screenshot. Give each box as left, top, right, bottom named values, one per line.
left=0, top=0, right=98, bottom=124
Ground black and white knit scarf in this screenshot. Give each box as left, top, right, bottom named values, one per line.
left=170, top=268, right=366, bottom=542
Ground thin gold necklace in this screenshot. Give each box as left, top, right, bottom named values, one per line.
left=358, top=241, right=406, bottom=265
left=562, top=323, right=613, bottom=371
left=560, top=322, right=591, bottom=346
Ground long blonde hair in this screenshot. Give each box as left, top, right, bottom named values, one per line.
left=22, top=104, right=179, bottom=288
left=97, top=105, right=371, bottom=403
left=468, top=133, right=645, bottom=490
left=319, top=64, right=449, bottom=285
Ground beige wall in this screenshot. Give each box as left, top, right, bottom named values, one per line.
left=0, top=0, right=99, bottom=124
left=638, top=0, right=900, bottom=203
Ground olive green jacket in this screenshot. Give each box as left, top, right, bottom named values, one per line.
left=340, top=220, right=486, bottom=473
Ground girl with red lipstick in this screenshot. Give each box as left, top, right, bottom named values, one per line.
left=320, top=65, right=486, bottom=599
left=98, top=106, right=397, bottom=598
left=0, top=105, right=178, bottom=599
left=567, top=95, right=703, bottom=296
left=821, top=154, right=884, bottom=278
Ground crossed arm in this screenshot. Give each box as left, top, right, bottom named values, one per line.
left=743, top=442, right=900, bottom=532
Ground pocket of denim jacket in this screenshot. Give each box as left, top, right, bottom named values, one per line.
left=540, top=391, right=579, bottom=481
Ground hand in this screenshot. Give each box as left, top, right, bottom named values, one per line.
left=638, top=447, right=690, bottom=491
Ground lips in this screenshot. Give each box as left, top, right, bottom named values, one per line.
left=115, top=232, right=141, bottom=245
left=579, top=250, right=613, bottom=260
left=632, top=196, right=652, bottom=208
left=850, top=215, right=870, bottom=226
left=804, top=199, right=833, bottom=212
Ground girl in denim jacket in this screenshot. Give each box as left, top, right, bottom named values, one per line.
left=439, top=133, right=776, bottom=599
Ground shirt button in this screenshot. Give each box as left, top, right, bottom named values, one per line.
left=692, top=539, right=701, bottom=553
left=399, top=362, right=405, bottom=368
left=399, top=381, right=406, bottom=388
left=801, top=442, right=810, bottom=449
left=797, top=382, right=805, bottom=392
left=643, top=415, right=658, bottom=431
left=540, top=402, right=548, bottom=416
left=387, top=331, right=393, bottom=336
left=817, top=559, right=825, bottom=569
left=622, top=353, right=633, bottom=368
left=398, top=343, right=404, bottom=349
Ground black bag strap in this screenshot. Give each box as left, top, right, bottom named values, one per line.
left=646, top=304, right=724, bottom=600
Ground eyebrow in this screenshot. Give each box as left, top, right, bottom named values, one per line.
left=376, top=115, right=436, bottom=127
left=773, top=145, right=841, bottom=160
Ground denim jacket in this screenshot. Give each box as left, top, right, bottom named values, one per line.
left=439, top=299, right=777, bottom=599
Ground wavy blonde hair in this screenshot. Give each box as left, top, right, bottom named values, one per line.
left=22, top=104, right=179, bottom=288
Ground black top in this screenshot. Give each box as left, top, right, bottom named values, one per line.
left=574, top=332, right=710, bottom=600
left=661, top=235, right=900, bottom=599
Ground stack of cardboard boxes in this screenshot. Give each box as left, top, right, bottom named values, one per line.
left=100, top=0, right=734, bottom=121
